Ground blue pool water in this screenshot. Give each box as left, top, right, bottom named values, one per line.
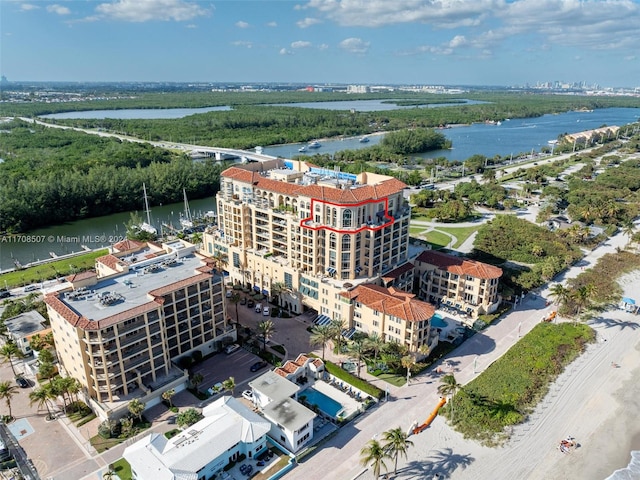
left=302, top=387, right=343, bottom=418
left=431, top=313, right=448, bottom=329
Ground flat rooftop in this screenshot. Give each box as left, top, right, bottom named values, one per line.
left=58, top=253, right=213, bottom=322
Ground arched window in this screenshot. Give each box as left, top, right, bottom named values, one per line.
left=343, top=209, right=352, bottom=227
left=342, top=235, right=351, bottom=249
left=329, top=233, right=337, bottom=249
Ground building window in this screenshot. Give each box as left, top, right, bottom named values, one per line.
left=233, top=252, right=240, bottom=268
left=343, top=209, right=352, bottom=227
left=284, top=272, right=293, bottom=289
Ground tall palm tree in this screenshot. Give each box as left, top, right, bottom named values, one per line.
left=438, top=374, right=462, bottom=424
left=622, top=220, right=635, bottom=248
left=162, top=389, right=176, bottom=408
left=382, top=427, right=414, bottom=475
left=222, top=376, right=236, bottom=395
left=401, top=355, right=416, bottom=385
left=309, top=324, right=333, bottom=361
left=347, top=339, right=368, bottom=378
left=0, top=381, right=19, bottom=421
left=29, top=386, right=56, bottom=421
left=572, top=283, right=596, bottom=321
left=360, top=439, right=389, bottom=480
left=128, top=398, right=145, bottom=422
left=548, top=283, right=570, bottom=308
left=0, top=342, right=22, bottom=377
left=328, top=318, right=347, bottom=354
left=212, top=251, right=228, bottom=274
left=230, top=293, right=242, bottom=326
left=366, top=333, right=385, bottom=365
left=270, top=282, right=287, bottom=306
left=257, top=320, right=276, bottom=352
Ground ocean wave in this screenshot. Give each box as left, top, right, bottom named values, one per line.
left=605, top=450, right=640, bottom=479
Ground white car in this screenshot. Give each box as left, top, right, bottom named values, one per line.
left=263, top=307, right=270, bottom=316
left=224, top=343, right=240, bottom=355
left=242, top=389, right=253, bottom=401
left=226, top=290, right=233, bottom=298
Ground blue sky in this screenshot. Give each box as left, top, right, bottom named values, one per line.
left=2, top=0, right=639, bottom=87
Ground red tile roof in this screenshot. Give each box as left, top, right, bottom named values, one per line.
left=415, top=250, right=502, bottom=279
left=96, top=254, right=126, bottom=271
left=112, top=239, right=145, bottom=252
left=342, top=284, right=435, bottom=322
left=221, top=166, right=406, bottom=203
left=65, top=270, right=97, bottom=282
left=148, top=273, right=212, bottom=297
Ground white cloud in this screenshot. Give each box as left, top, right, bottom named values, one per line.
left=297, top=17, right=321, bottom=28
left=291, top=40, right=313, bottom=49
left=624, top=55, right=636, bottom=61
left=47, top=4, right=71, bottom=15
left=20, top=3, right=39, bottom=11
left=185, top=24, right=196, bottom=29
left=448, top=35, right=467, bottom=48
left=279, top=48, right=293, bottom=55
left=95, top=0, right=209, bottom=22
left=235, top=20, right=249, bottom=28
left=339, top=37, right=370, bottom=54
left=318, top=43, right=329, bottom=50
left=232, top=40, right=253, bottom=48
left=266, top=21, right=277, bottom=27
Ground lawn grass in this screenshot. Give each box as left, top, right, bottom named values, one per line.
left=90, top=435, right=124, bottom=453
left=0, top=249, right=108, bottom=288
left=112, top=458, right=132, bottom=480
left=435, top=225, right=480, bottom=248
left=375, top=372, right=406, bottom=387
left=424, top=230, right=452, bottom=249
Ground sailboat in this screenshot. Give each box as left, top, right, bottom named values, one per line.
left=179, top=189, right=194, bottom=229
left=140, top=183, right=157, bottom=235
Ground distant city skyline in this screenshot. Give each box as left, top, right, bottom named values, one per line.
left=2, top=0, right=640, bottom=88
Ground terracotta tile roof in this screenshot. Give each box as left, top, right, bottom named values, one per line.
left=96, top=254, right=126, bottom=271
left=281, top=362, right=298, bottom=374
left=221, top=166, right=406, bottom=203
left=345, top=284, right=435, bottom=322
left=65, top=270, right=97, bottom=282
left=294, top=354, right=310, bottom=366
left=312, top=359, right=324, bottom=369
left=148, top=273, right=212, bottom=297
left=112, top=239, right=145, bottom=252
left=415, top=250, right=503, bottom=279
left=274, top=368, right=288, bottom=378
left=381, top=262, right=414, bottom=282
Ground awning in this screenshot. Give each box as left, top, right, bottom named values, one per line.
left=327, top=267, right=336, bottom=275
left=262, top=289, right=269, bottom=296
left=253, top=286, right=260, bottom=292
left=622, top=297, right=636, bottom=305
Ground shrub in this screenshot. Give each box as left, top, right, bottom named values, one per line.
left=191, top=350, right=203, bottom=363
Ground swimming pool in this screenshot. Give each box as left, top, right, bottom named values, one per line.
left=302, top=387, right=344, bottom=418
left=431, top=313, right=448, bottom=329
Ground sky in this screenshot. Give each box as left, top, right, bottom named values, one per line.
left=1, top=0, right=640, bottom=87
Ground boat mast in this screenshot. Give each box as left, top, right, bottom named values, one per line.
left=183, top=189, right=192, bottom=223
left=143, top=183, right=152, bottom=226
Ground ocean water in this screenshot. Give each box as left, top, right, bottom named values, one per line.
left=605, top=451, right=640, bottom=479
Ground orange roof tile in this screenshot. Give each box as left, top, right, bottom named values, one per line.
left=346, top=284, right=435, bottom=322
left=65, top=270, right=97, bottom=282
left=148, top=273, right=212, bottom=297
left=415, top=250, right=502, bottom=279
left=274, top=368, right=288, bottom=378
left=96, top=254, right=126, bottom=271
left=112, top=239, right=145, bottom=252
left=294, top=354, right=310, bottom=366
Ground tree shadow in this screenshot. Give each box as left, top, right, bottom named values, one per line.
left=586, top=315, right=640, bottom=330
left=395, top=448, right=474, bottom=479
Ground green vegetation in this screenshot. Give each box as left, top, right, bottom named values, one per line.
left=0, top=119, right=225, bottom=232
left=423, top=230, right=453, bottom=249
left=444, top=323, right=595, bottom=446
left=0, top=249, right=108, bottom=288
left=322, top=359, right=384, bottom=400
left=435, top=225, right=479, bottom=248
left=472, top=215, right=583, bottom=291
left=380, top=128, right=450, bottom=154
left=111, top=458, right=132, bottom=480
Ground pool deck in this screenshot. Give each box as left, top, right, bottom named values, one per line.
left=309, top=380, right=362, bottom=419
left=434, top=309, right=469, bottom=342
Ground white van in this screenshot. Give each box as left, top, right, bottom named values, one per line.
left=255, top=303, right=262, bottom=313
left=263, top=306, right=270, bottom=316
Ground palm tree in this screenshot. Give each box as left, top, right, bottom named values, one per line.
left=382, top=427, right=414, bottom=474
left=622, top=220, right=635, bottom=248
left=29, top=387, right=56, bottom=421
left=230, top=293, right=242, bottom=326
left=211, top=250, right=228, bottom=274
left=347, top=339, right=368, bottom=378
left=0, top=342, right=22, bottom=377
left=162, top=389, right=176, bottom=408
left=270, top=282, right=287, bottom=306
left=548, top=283, right=570, bottom=308
left=438, top=374, right=462, bottom=424
left=191, top=373, right=204, bottom=390
left=572, top=284, right=596, bottom=321
left=222, top=376, right=236, bottom=395
left=257, top=320, right=276, bottom=352
left=360, top=438, right=389, bottom=480
left=366, top=332, right=385, bottom=365
left=309, top=324, right=333, bottom=361
left=128, top=398, right=145, bottom=422
left=328, top=318, right=347, bottom=354
left=0, top=381, right=19, bottom=421
left=401, top=355, right=416, bottom=385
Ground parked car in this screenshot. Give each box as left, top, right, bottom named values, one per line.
left=240, top=297, right=247, bottom=305
left=23, top=285, right=38, bottom=293
left=225, top=290, right=233, bottom=298
left=15, top=377, right=29, bottom=388
left=263, top=306, right=270, bottom=316
left=0, top=290, right=10, bottom=299
left=247, top=299, right=255, bottom=308
left=255, top=303, right=262, bottom=313
left=224, top=344, right=240, bottom=355
left=250, top=361, right=268, bottom=372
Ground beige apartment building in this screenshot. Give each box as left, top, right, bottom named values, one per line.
left=414, top=250, right=503, bottom=318
left=204, top=159, right=411, bottom=323
left=339, top=284, right=438, bottom=355
left=45, top=239, right=231, bottom=419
